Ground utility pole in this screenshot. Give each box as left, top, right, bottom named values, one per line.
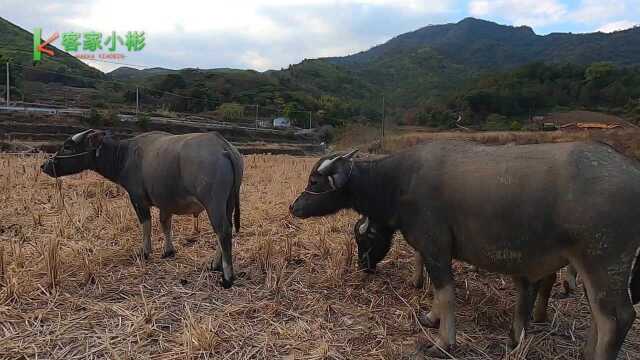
left=381, top=95, right=385, bottom=149
left=255, top=104, right=259, bottom=129
left=308, top=111, right=312, bottom=129
left=6, top=62, right=9, bottom=106
left=135, top=87, right=139, bottom=115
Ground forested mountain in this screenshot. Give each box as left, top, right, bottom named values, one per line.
left=3, top=16, right=640, bottom=126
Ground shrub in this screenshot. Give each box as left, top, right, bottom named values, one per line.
left=483, top=114, right=509, bottom=131
left=137, top=113, right=150, bottom=130
left=509, top=121, right=523, bottom=131
left=104, top=109, right=120, bottom=126
left=85, top=108, right=103, bottom=126
left=218, top=103, right=244, bottom=121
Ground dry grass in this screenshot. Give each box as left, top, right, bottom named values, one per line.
left=0, top=153, right=639, bottom=359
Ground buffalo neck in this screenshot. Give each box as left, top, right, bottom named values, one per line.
left=94, top=137, right=130, bottom=184
left=347, top=156, right=404, bottom=227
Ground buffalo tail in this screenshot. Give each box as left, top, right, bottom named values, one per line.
left=631, top=248, right=640, bottom=304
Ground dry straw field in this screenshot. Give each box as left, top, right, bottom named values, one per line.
left=0, top=153, right=639, bottom=359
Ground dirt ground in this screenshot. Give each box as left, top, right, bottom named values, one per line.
left=0, top=154, right=639, bottom=359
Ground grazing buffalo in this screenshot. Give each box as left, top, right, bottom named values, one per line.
left=41, top=130, right=243, bottom=288
left=354, top=216, right=425, bottom=288
left=290, top=141, right=640, bottom=359
left=355, top=215, right=576, bottom=322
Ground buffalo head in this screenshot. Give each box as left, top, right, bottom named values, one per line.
left=41, top=129, right=107, bottom=177
left=354, top=216, right=394, bottom=272
left=289, top=149, right=358, bottom=218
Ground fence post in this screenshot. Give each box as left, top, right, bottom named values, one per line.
left=6, top=62, right=9, bottom=106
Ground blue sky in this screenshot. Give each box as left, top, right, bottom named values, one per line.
left=1, top=0, right=638, bottom=72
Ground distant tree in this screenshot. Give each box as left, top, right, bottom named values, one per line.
left=137, top=113, right=150, bottom=130
left=155, top=74, right=187, bottom=92
left=218, top=103, right=244, bottom=121
left=85, top=108, right=103, bottom=126
left=104, top=108, right=119, bottom=126
left=282, top=102, right=297, bottom=119
left=188, top=85, right=213, bottom=112
left=585, top=62, right=615, bottom=85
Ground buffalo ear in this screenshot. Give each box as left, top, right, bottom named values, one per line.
left=87, top=131, right=106, bottom=148
left=330, top=162, right=350, bottom=188
left=358, top=217, right=370, bottom=235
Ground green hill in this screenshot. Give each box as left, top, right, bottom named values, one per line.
left=4, top=16, right=640, bottom=126
left=0, top=16, right=104, bottom=88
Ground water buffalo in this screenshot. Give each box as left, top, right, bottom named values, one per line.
left=354, top=216, right=425, bottom=288
left=41, top=130, right=243, bottom=288
left=355, top=215, right=577, bottom=321
left=290, top=141, right=640, bottom=359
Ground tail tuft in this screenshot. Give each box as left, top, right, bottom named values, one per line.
left=234, top=188, right=240, bottom=233
left=223, top=150, right=241, bottom=234
left=631, top=251, right=640, bottom=304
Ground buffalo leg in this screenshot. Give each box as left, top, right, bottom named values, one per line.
left=412, top=252, right=424, bottom=288
left=210, top=247, right=223, bottom=272
left=510, top=276, right=540, bottom=349
left=192, top=214, right=200, bottom=235
left=533, top=272, right=556, bottom=323
left=579, top=264, right=636, bottom=360
left=406, top=220, right=456, bottom=357
left=206, top=204, right=234, bottom=288
left=132, top=204, right=152, bottom=260
left=159, top=211, right=176, bottom=258
left=561, top=265, right=577, bottom=297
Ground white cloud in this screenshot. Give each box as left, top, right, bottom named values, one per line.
left=8, top=0, right=640, bottom=72
left=571, top=0, right=627, bottom=23
left=2, top=0, right=451, bottom=71
left=239, top=50, right=273, bottom=70
left=467, top=0, right=567, bottom=26
left=65, top=0, right=451, bottom=36
left=597, top=20, right=636, bottom=33
left=468, top=0, right=490, bottom=16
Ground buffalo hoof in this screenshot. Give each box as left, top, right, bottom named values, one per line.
left=161, top=249, right=176, bottom=259
left=507, top=337, right=519, bottom=352
left=209, top=260, right=222, bottom=272
left=134, top=249, right=150, bottom=261
left=220, top=278, right=234, bottom=289
left=555, top=288, right=573, bottom=299
left=417, top=310, right=440, bottom=328
left=416, top=341, right=449, bottom=359
left=532, top=313, right=548, bottom=323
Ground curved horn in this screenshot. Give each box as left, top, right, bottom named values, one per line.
left=317, top=150, right=359, bottom=174
left=317, top=155, right=339, bottom=174
left=71, top=129, right=94, bottom=143
left=358, top=217, right=370, bottom=235
left=341, top=149, right=359, bottom=159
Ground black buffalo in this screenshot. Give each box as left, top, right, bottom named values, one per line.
left=42, top=130, right=243, bottom=288
left=291, top=141, right=640, bottom=359
left=354, top=215, right=577, bottom=323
